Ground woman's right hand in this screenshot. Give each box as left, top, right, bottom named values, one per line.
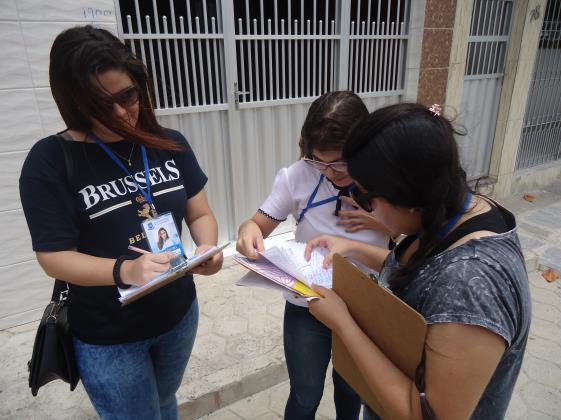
left=304, top=235, right=358, bottom=269
left=236, top=220, right=265, bottom=260
left=120, top=252, right=176, bottom=287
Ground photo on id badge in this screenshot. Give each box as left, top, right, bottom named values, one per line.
left=142, top=212, right=186, bottom=268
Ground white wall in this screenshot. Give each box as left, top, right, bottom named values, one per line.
left=0, top=0, right=117, bottom=329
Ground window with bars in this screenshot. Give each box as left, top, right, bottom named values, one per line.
left=465, top=0, right=513, bottom=77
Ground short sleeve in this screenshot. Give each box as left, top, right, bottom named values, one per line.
left=19, top=137, right=79, bottom=252
left=258, top=167, right=296, bottom=221
left=166, top=129, right=208, bottom=199
left=421, top=258, right=518, bottom=346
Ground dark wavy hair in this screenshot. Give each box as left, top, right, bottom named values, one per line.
left=343, top=103, right=469, bottom=291
left=49, top=25, right=181, bottom=151
left=299, top=91, right=368, bottom=157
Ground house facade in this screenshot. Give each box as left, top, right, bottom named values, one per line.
left=1, top=0, right=558, bottom=329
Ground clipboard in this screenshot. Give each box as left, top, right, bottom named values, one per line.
left=118, top=243, right=229, bottom=306
left=331, top=254, right=427, bottom=417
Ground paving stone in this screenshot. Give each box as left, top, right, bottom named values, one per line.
left=519, top=382, right=561, bottom=418
left=268, top=381, right=290, bottom=416
left=525, top=337, right=561, bottom=366
left=504, top=392, right=528, bottom=419
left=213, top=315, right=249, bottom=338
left=529, top=285, right=561, bottom=306
left=197, top=314, right=214, bottom=336
left=512, top=410, right=557, bottom=420
left=266, top=301, right=286, bottom=319
left=518, top=234, right=546, bottom=251
left=251, top=288, right=283, bottom=305
left=251, top=413, right=283, bottom=420
left=523, top=355, right=561, bottom=391
left=225, top=335, right=278, bottom=361
left=202, top=409, right=243, bottom=419
left=247, top=315, right=283, bottom=338
left=228, top=388, right=270, bottom=418
left=525, top=210, right=561, bottom=231
left=199, top=296, right=236, bottom=317
left=529, top=318, right=561, bottom=343
left=538, top=247, right=561, bottom=273
left=518, top=221, right=556, bottom=240
left=532, top=302, right=561, bottom=324
left=233, top=296, right=270, bottom=318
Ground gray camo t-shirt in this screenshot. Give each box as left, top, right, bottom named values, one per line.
left=381, top=216, right=531, bottom=419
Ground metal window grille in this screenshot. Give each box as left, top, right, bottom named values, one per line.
left=465, top=0, right=513, bottom=78
left=119, top=0, right=226, bottom=111
left=348, top=0, right=409, bottom=95
left=516, top=0, right=561, bottom=170
left=117, top=0, right=410, bottom=110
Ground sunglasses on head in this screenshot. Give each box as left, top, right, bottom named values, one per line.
left=303, top=157, right=348, bottom=173
left=103, top=85, right=140, bottom=108
left=351, top=187, right=378, bottom=213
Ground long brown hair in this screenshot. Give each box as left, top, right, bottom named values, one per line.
left=49, top=25, right=181, bottom=151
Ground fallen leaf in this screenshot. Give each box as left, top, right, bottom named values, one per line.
left=542, top=269, right=559, bottom=282
left=523, top=194, right=537, bottom=203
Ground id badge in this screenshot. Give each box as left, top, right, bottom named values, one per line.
left=141, top=212, right=186, bottom=268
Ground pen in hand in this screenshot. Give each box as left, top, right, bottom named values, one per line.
left=128, top=245, right=150, bottom=254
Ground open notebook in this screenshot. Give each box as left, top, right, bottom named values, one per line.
left=234, top=241, right=332, bottom=297
left=118, top=243, right=229, bottom=306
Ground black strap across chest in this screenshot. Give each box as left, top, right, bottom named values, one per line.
left=395, top=203, right=512, bottom=262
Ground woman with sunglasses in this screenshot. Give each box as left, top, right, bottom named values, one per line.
left=236, top=91, right=389, bottom=420
left=306, top=103, right=531, bottom=419
left=19, top=26, right=223, bottom=419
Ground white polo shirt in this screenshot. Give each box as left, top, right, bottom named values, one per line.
left=259, top=160, right=388, bottom=307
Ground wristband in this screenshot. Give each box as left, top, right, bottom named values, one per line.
left=113, top=255, right=134, bottom=289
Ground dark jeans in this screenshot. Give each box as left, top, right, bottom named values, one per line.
left=283, top=302, right=361, bottom=420
left=73, top=299, right=199, bottom=420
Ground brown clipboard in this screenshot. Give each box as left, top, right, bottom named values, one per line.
left=331, top=254, right=427, bottom=417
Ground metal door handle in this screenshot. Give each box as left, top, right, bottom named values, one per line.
left=234, top=82, right=251, bottom=108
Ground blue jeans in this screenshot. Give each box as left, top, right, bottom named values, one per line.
left=73, top=299, right=199, bottom=420
left=284, top=302, right=361, bottom=420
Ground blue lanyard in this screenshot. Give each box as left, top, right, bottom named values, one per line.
left=91, top=133, right=157, bottom=215
left=436, top=191, right=473, bottom=240
left=296, top=175, right=338, bottom=224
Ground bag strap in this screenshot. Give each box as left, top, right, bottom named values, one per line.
left=50, top=134, right=74, bottom=302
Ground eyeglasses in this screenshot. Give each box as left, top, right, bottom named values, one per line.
left=303, top=157, right=348, bottom=173
left=351, top=187, right=377, bottom=213
left=103, top=85, right=140, bottom=108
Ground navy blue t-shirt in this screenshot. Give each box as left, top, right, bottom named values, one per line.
left=19, top=128, right=207, bottom=344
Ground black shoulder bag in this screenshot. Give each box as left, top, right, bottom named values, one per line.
left=28, top=135, right=80, bottom=396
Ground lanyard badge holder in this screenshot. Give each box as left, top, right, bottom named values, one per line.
left=92, top=133, right=186, bottom=266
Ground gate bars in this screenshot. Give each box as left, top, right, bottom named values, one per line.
left=117, top=0, right=410, bottom=113
left=516, top=0, right=561, bottom=170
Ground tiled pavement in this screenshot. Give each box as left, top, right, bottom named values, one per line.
left=1, top=189, right=561, bottom=419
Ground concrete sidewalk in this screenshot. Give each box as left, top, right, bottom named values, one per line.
left=1, top=189, right=561, bottom=419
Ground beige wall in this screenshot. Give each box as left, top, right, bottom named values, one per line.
left=488, top=0, right=549, bottom=198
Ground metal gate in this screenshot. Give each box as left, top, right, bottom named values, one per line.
left=116, top=0, right=411, bottom=244
left=516, top=0, right=561, bottom=170
left=458, top=0, right=514, bottom=180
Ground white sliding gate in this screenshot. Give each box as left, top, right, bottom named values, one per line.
left=458, top=0, right=514, bottom=180
left=116, top=0, right=412, bottom=243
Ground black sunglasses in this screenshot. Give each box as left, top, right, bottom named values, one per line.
left=103, top=85, right=140, bottom=108
left=351, top=188, right=377, bottom=213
